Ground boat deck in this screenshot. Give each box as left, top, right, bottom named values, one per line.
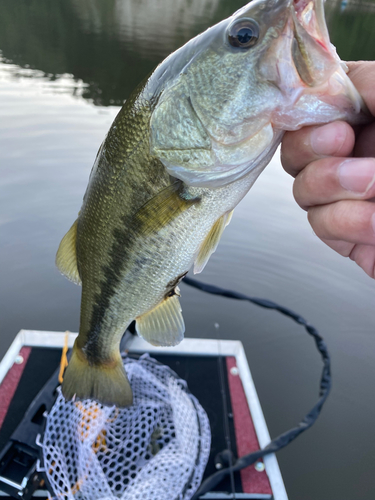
left=0, top=330, right=288, bottom=499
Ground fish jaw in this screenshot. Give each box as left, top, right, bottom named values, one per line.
left=149, top=0, right=366, bottom=189
left=234, top=0, right=366, bottom=123
left=260, top=0, right=367, bottom=130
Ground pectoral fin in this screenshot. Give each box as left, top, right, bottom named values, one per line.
left=194, top=210, right=233, bottom=274
left=134, top=181, right=199, bottom=236
left=136, top=292, right=185, bottom=347
left=56, top=219, right=82, bottom=285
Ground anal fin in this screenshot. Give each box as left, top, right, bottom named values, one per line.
left=194, top=210, right=233, bottom=274
left=136, top=292, right=185, bottom=347
left=56, top=219, right=82, bottom=285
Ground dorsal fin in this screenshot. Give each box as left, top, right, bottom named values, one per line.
left=56, top=219, right=82, bottom=285
left=194, top=210, right=233, bottom=274
left=135, top=291, right=185, bottom=347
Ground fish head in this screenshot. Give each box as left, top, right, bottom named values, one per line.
left=149, top=0, right=366, bottom=187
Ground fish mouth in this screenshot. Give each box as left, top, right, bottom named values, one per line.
left=259, top=0, right=367, bottom=129
left=291, top=0, right=365, bottom=115
left=301, top=1, right=367, bottom=116
left=291, top=0, right=333, bottom=87
left=293, top=0, right=330, bottom=51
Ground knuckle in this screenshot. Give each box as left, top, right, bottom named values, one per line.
left=292, top=159, right=337, bottom=209
left=292, top=174, right=309, bottom=209
left=308, top=201, right=375, bottom=243
left=307, top=202, right=349, bottom=240
left=280, top=136, right=297, bottom=174
left=281, top=128, right=313, bottom=176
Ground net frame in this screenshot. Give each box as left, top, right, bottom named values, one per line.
left=42, top=354, right=211, bottom=500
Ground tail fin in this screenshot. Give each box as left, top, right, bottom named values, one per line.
left=61, top=345, right=133, bottom=408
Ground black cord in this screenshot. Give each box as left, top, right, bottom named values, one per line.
left=182, top=276, right=331, bottom=499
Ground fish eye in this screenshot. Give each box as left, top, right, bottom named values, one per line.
left=228, top=19, right=260, bottom=49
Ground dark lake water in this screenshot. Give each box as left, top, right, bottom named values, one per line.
left=0, top=0, right=375, bottom=498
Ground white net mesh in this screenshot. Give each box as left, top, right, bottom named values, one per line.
left=42, top=354, right=211, bottom=500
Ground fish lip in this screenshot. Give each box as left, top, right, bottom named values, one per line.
left=289, top=0, right=333, bottom=89
left=290, top=0, right=367, bottom=116
left=292, top=0, right=330, bottom=50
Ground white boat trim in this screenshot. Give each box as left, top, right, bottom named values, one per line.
left=0, top=492, right=48, bottom=498
left=0, top=332, right=24, bottom=386
left=200, top=494, right=272, bottom=499
left=0, top=330, right=288, bottom=500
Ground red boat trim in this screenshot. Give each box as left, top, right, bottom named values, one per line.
left=0, top=346, right=31, bottom=430
left=226, top=356, right=272, bottom=495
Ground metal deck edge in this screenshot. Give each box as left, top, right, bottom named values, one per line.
left=235, top=344, right=288, bottom=500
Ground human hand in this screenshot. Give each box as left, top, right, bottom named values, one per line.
left=281, top=61, right=375, bottom=278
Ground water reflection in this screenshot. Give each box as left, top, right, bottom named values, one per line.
left=1, top=1, right=375, bottom=500
left=326, top=0, right=375, bottom=61
left=0, top=0, right=244, bottom=104
left=0, top=54, right=89, bottom=98
left=71, top=0, right=221, bottom=54
left=1, top=0, right=374, bottom=105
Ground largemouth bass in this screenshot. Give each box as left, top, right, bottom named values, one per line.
left=56, top=0, right=365, bottom=407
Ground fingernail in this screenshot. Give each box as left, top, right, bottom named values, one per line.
left=310, top=122, right=347, bottom=156
left=339, top=158, right=375, bottom=193
left=372, top=213, right=375, bottom=236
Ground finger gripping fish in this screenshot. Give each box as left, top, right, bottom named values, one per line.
left=56, top=0, right=365, bottom=407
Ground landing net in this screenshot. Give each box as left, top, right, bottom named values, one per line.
left=42, top=354, right=211, bottom=500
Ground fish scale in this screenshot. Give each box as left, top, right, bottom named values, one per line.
left=56, top=0, right=365, bottom=407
